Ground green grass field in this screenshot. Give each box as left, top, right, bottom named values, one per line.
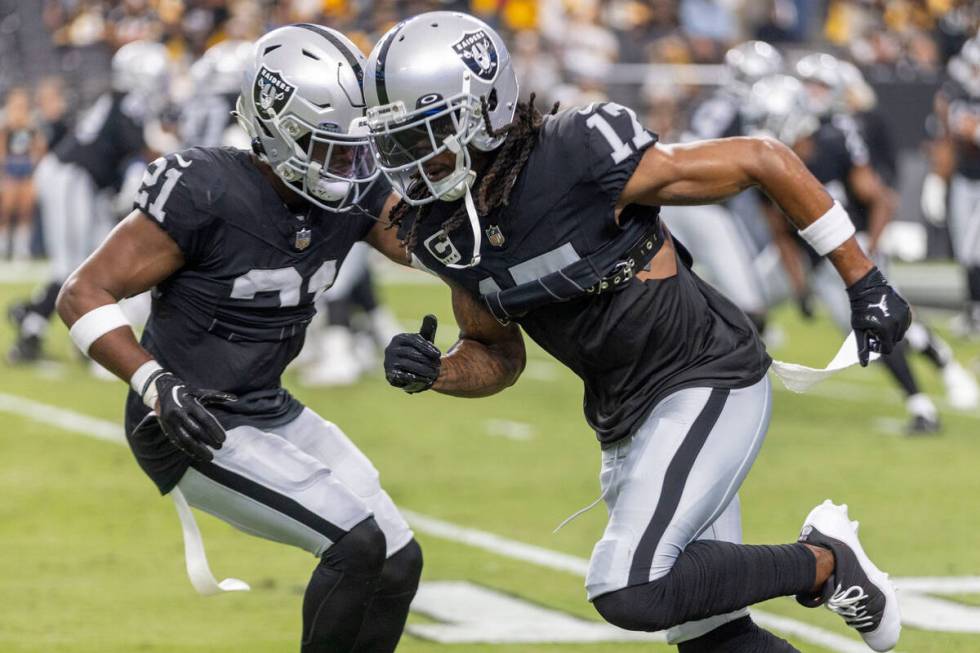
left=1, top=273, right=979, bottom=653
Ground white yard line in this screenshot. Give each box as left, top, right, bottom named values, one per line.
left=0, top=391, right=905, bottom=653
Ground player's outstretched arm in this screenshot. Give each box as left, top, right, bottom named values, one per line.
left=619, top=136, right=910, bottom=364
left=57, top=210, right=233, bottom=462
left=57, top=209, right=183, bottom=380
left=383, top=284, right=525, bottom=398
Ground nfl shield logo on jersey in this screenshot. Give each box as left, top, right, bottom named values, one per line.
left=451, top=30, right=499, bottom=82
left=254, top=66, right=295, bottom=120
left=294, top=227, right=312, bottom=251
left=486, top=225, right=505, bottom=247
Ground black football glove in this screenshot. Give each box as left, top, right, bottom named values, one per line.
left=384, top=314, right=441, bottom=394
left=153, top=373, right=236, bottom=462
left=847, top=267, right=912, bottom=367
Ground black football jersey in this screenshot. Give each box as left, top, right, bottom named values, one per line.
left=940, top=79, right=980, bottom=179
left=54, top=91, right=147, bottom=189
left=802, top=118, right=870, bottom=230
left=123, top=147, right=387, bottom=491
left=683, top=89, right=743, bottom=140
left=851, top=109, right=897, bottom=187
left=401, top=103, right=771, bottom=445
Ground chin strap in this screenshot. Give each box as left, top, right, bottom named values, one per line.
left=443, top=182, right=482, bottom=269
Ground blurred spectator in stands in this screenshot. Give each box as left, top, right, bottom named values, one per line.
left=35, top=77, right=69, bottom=151
left=753, top=0, right=809, bottom=43
left=511, top=29, right=562, bottom=105
left=0, top=87, right=44, bottom=260
left=680, top=0, right=737, bottom=61
left=604, top=0, right=678, bottom=64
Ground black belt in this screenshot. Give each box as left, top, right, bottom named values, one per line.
left=585, top=228, right=662, bottom=295
left=481, top=218, right=665, bottom=323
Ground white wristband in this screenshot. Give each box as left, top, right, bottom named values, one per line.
left=797, top=201, right=855, bottom=256
left=68, top=304, right=132, bottom=356
left=131, top=360, right=164, bottom=409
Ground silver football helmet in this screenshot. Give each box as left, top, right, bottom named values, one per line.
left=190, top=39, right=253, bottom=96
left=948, top=33, right=980, bottom=98
left=363, top=11, right=519, bottom=268
left=795, top=52, right=845, bottom=117
left=725, top=41, right=783, bottom=94
left=837, top=59, right=876, bottom=112
left=743, top=74, right=819, bottom=146
left=235, top=24, right=377, bottom=212
left=112, top=40, right=170, bottom=111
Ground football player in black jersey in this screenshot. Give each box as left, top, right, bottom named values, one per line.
left=924, top=33, right=980, bottom=337
left=180, top=40, right=253, bottom=149
left=660, top=41, right=781, bottom=333
left=368, top=12, right=907, bottom=652
left=8, top=41, right=166, bottom=364
left=56, top=26, right=422, bottom=653
left=762, top=63, right=977, bottom=429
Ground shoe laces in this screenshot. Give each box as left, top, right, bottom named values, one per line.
left=826, top=583, right=874, bottom=629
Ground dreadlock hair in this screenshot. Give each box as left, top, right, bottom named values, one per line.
left=386, top=92, right=560, bottom=254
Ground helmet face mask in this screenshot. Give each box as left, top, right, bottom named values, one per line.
left=366, top=82, right=482, bottom=204
left=235, top=24, right=379, bottom=213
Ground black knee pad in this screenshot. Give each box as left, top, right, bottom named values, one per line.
left=593, top=581, right=671, bottom=632
left=322, top=517, right=387, bottom=578
left=381, top=538, right=423, bottom=595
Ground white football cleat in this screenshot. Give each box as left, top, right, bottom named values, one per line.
left=299, top=327, right=364, bottom=387
left=796, top=500, right=901, bottom=652
left=942, top=361, right=979, bottom=411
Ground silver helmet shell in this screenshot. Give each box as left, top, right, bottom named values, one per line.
left=948, top=33, right=980, bottom=98
left=363, top=11, right=519, bottom=205
left=111, top=40, right=170, bottom=111
left=190, top=39, right=253, bottom=97
left=235, top=24, right=378, bottom=212
left=743, top=74, right=819, bottom=146
left=725, top=41, right=783, bottom=94
left=795, top=52, right=845, bottom=117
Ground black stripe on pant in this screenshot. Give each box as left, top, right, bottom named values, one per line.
left=193, top=460, right=348, bottom=543
left=627, top=387, right=730, bottom=586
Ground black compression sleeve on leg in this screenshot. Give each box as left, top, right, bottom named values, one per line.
left=325, top=297, right=354, bottom=328
left=350, top=271, right=379, bottom=313
left=302, top=518, right=386, bottom=653
left=594, top=541, right=815, bottom=632
left=352, top=539, right=423, bottom=653
left=967, top=266, right=980, bottom=303
left=677, top=616, right=800, bottom=653
left=31, top=281, right=62, bottom=318
left=880, top=343, right=919, bottom=397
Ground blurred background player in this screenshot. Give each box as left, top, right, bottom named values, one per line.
left=180, top=39, right=253, bottom=149
left=7, top=40, right=167, bottom=364
left=659, top=40, right=781, bottom=334
left=297, top=242, right=403, bottom=387
left=0, top=87, right=45, bottom=261
left=750, top=69, right=977, bottom=434
left=924, top=33, right=980, bottom=338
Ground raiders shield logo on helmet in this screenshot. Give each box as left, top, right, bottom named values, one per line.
left=451, top=30, right=499, bottom=82
left=254, top=66, right=295, bottom=120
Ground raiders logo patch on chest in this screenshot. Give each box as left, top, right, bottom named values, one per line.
left=451, top=30, right=499, bottom=82
left=424, top=230, right=462, bottom=266
left=254, top=66, right=295, bottom=120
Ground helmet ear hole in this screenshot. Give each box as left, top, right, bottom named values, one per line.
left=486, top=89, right=498, bottom=112
left=251, top=137, right=266, bottom=156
